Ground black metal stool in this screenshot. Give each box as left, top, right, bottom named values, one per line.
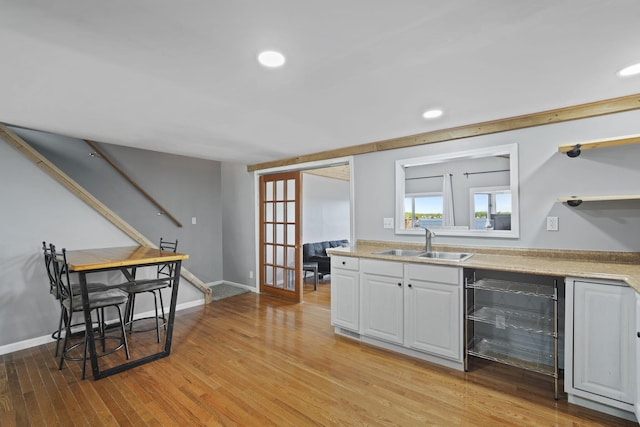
left=303, top=261, right=319, bottom=291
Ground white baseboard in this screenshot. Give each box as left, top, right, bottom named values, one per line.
left=0, top=335, right=55, bottom=356
left=0, top=298, right=206, bottom=356
left=567, top=394, right=636, bottom=422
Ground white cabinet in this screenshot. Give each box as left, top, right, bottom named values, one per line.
left=566, top=277, right=636, bottom=419
left=404, top=263, right=462, bottom=361
left=360, top=259, right=404, bottom=345
left=358, top=259, right=463, bottom=364
left=330, top=255, right=463, bottom=369
left=330, top=256, right=360, bottom=332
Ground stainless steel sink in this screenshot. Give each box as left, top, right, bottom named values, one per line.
left=418, top=251, right=474, bottom=262
left=374, top=249, right=427, bottom=257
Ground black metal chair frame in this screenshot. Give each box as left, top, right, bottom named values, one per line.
left=52, top=245, right=130, bottom=379
left=120, top=238, right=178, bottom=343
left=43, top=242, right=109, bottom=357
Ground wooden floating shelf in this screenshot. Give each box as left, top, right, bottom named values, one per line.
left=558, top=195, right=640, bottom=207
left=558, top=133, right=640, bottom=157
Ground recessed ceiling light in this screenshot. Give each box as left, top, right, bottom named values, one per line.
left=258, top=51, right=285, bottom=68
left=422, top=109, right=443, bottom=119
left=617, top=62, right=640, bottom=77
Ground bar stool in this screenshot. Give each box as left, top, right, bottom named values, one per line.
left=119, top=238, right=178, bottom=343
left=303, top=261, right=319, bottom=291
left=52, top=245, right=130, bottom=379
left=42, top=241, right=108, bottom=357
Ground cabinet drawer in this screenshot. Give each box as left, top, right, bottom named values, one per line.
left=331, top=255, right=359, bottom=271
left=361, top=259, right=403, bottom=277
left=405, top=263, right=459, bottom=285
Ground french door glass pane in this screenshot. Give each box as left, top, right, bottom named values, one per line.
left=265, top=224, right=273, bottom=243
left=287, top=179, right=295, bottom=200
left=265, top=245, right=273, bottom=264
left=265, top=181, right=274, bottom=201
left=274, top=268, right=284, bottom=288
left=286, top=202, right=295, bottom=222
left=276, top=245, right=284, bottom=266
left=276, top=202, right=285, bottom=222
left=275, top=224, right=284, bottom=244
left=286, top=246, right=295, bottom=266
left=287, top=225, right=295, bottom=245
left=276, top=180, right=284, bottom=200
left=286, top=269, right=295, bottom=290
left=265, top=202, right=273, bottom=222
left=265, top=266, right=273, bottom=285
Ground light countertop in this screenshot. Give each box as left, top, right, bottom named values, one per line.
left=327, top=241, right=640, bottom=293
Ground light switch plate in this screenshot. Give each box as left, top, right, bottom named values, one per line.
left=546, top=216, right=558, bottom=231
left=383, top=218, right=394, bottom=229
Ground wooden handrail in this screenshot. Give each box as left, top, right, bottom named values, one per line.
left=84, top=139, right=183, bottom=227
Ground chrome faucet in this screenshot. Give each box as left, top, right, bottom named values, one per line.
left=416, top=225, right=434, bottom=252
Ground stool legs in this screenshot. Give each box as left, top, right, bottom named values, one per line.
left=59, top=307, right=130, bottom=380
left=124, top=290, right=164, bottom=343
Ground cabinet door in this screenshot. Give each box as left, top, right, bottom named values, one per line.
left=405, top=278, right=461, bottom=361
left=361, top=273, right=404, bottom=344
left=572, top=280, right=635, bottom=404
left=330, top=269, right=359, bottom=331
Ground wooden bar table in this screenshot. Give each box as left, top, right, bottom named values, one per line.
left=64, top=246, right=189, bottom=379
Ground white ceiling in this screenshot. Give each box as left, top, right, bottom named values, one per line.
left=1, top=1, right=640, bottom=165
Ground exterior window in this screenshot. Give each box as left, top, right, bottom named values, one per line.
left=404, top=193, right=443, bottom=229
left=471, top=188, right=511, bottom=230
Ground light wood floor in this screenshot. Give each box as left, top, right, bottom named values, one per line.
left=1, top=279, right=635, bottom=426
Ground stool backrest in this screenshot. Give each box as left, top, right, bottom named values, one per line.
left=159, top=237, right=178, bottom=253
left=50, top=245, right=74, bottom=307
left=158, top=238, right=179, bottom=282
left=42, top=241, right=60, bottom=299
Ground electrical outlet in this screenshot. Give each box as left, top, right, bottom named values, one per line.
left=192, top=217, right=197, bottom=225
left=383, top=218, right=394, bottom=229
left=249, top=270, right=254, bottom=279
left=546, top=216, right=558, bottom=231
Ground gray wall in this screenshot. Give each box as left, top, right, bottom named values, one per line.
left=11, top=127, right=223, bottom=283
left=355, top=109, right=640, bottom=251
left=3, top=106, right=640, bottom=351
left=221, top=162, right=257, bottom=288
left=302, top=173, right=351, bottom=243
left=218, top=109, right=640, bottom=304
left=0, top=139, right=137, bottom=348
left=1, top=128, right=217, bottom=350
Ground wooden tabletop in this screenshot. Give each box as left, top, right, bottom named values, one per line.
left=64, top=246, right=189, bottom=271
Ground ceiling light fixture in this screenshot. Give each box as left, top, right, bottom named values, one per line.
left=422, top=109, right=443, bottom=119
left=617, top=62, right=640, bottom=77
left=258, top=51, right=286, bottom=68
